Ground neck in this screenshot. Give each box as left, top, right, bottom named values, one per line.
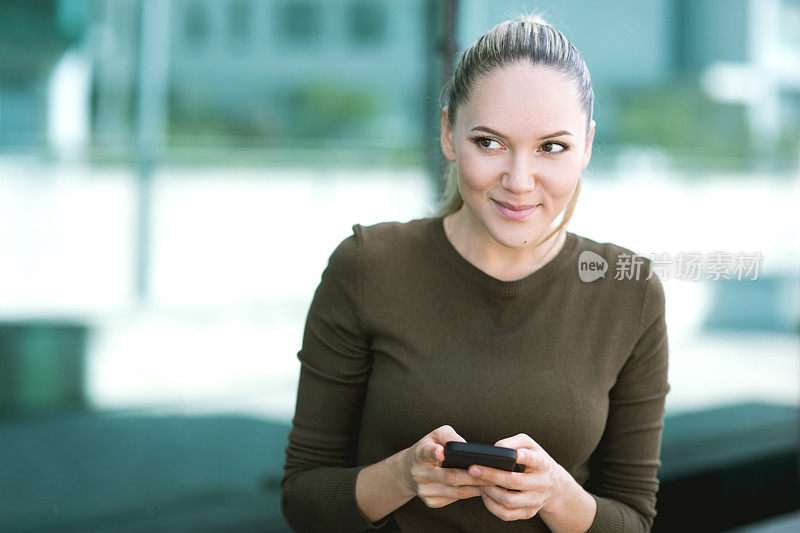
left=444, top=207, right=567, bottom=282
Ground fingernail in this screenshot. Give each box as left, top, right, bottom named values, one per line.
left=470, top=467, right=482, bottom=476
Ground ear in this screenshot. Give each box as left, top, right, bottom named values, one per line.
left=581, top=120, right=595, bottom=171
left=440, top=107, right=457, bottom=162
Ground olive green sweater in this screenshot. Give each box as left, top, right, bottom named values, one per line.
left=281, top=216, right=670, bottom=532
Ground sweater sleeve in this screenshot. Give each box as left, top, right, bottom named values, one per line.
left=585, top=272, right=671, bottom=532
left=280, top=226, right=392, bottom=532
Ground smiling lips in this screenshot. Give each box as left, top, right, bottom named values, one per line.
left=493, top=200, right=538, bottom=210
left=492, top=199, right=540, bottom=220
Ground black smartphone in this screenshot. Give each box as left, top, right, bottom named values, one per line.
left=441, top=441, right=526, bottom=473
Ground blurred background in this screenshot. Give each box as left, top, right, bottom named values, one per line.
left=0, top=0, right=798, bottom=531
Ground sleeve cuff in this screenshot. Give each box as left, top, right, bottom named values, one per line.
left=585, top=493, right=624, bottom=533
left=317, top=465, right=392, bottom=531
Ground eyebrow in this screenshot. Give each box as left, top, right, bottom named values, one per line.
left=470, top=125, right=573, bottom=141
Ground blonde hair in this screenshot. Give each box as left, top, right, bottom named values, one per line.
left=434, top=14, right=593, bottom=247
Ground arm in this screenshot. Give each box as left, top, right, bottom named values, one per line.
left=582, top=272, right=671, bottom=532
left=355, top=447, right=415, bottom=523
left=280, top=227, right=400, bottom=532
left=537, top=463, right=597, bottom=532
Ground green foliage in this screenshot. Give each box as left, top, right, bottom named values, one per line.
left=612, top=81, right=752, bottom=159
left=167, top=82, right=381, bottom=143
left=286, top=81, right=379, bottom=138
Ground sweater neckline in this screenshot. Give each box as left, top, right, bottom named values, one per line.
left=428, top=215, right=580, bottom=295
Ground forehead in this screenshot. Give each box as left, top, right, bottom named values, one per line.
left=459, top=62, right=585, bottom=136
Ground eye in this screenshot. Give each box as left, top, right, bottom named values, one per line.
left=473, top=137, right=503, bottom=151
left=541, top=141, right=568, bottom=154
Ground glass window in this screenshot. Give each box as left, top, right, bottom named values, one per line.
left=184, top=0, right=209, bottom=49
left=781, top=3, right=800, bottom=47
left=347, top=0, right=386, bottom=45
left=227, top=0, right=253, bottom=49
left=275, top=0, right=320, bottom=44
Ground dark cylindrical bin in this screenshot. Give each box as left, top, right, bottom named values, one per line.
left=0, top=321, right=88, bottom=415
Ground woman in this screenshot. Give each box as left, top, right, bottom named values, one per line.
left=281, top=14, right=669, bottom=533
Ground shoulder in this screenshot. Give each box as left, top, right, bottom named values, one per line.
left=331, top=216, right=427, bottom=251
left=327, top=217, right=434, bottom=276
left=571, top=232, right=665, bottom=329
left=572, top=233, right=652, bottom=271
left=349, top=217, right=434, bottom=260
left=352, top=217, right=432, bottom=245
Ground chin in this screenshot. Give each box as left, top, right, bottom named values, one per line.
left=487, top=226, right=536, bottom=249
left=503, top=237, right=535, bottom=249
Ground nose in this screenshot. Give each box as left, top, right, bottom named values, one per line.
left=500, top=152, right=536, bottom=195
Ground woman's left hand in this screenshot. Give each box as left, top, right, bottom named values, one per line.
left=469, top=433, right=564, bottom=521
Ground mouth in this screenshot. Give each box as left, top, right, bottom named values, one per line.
left=492, top=199, right=541, bottom=221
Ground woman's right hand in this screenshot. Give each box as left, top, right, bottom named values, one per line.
left=399, top=425, right=494, bottom=509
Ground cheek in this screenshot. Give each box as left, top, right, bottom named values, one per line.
left=543, top=173, right=579, bottom=196
left=457, top=153, right=497, bottom=191
left=456, top=149, right=583, bottom=196
left=536, top=163, right=581, bottom=204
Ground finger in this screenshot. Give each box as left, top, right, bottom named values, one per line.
left=514, top=448, right=547, bottom=472
left=440, top=484, right=483, bottom=500
left=433, top=424, right=467, bottom=445
left=494, top=433, right=538, bottom=451
left=424, top=496, right=457, bottom=509
left=422, top=484, right=483, bottom=509
left=469, top=464, right=521, bottom=491
left=432, top=443, right=442, bottom=464
left=426, top=442, right=443, bottom=466
left=480, top=490, right=535, bottom=521
left=482, top=484, right=526, bottom=509
left=438, top=465, right=494, bottom=487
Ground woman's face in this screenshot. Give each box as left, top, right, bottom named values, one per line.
left=441, top=62, right=595, bottom=249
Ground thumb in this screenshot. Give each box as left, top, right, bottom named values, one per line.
left=435, top=424, right=467, bottom=445
left=430, top=425, right=466, bottom=466
left=430, top=443, right=444, bottom=465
